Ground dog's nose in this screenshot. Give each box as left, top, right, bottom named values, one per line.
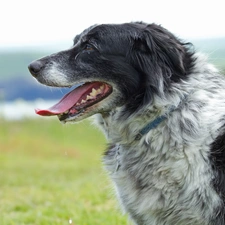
left=28, top=60, right=44, bottom=77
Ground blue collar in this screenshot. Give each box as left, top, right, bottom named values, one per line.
left=135, top=105, right=176, bottom=140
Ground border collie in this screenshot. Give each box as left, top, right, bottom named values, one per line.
left=28, top=22, right=225, bottom=225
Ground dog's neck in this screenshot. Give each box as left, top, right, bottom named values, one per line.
left=95, top=94, right=188, bottom=144
left=136, top=94, right=189, bottom=140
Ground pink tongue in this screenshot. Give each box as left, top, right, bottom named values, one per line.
left=35, top=83, right=95, bottom=116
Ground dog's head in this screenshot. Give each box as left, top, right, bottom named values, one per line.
left=28, top=22, right=194, bottom=123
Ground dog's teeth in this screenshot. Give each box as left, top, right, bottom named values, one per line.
left=81, top=99, right=86, bottom=104
left=90, top=87, right=104, bottom=97
left=96, top=89, right=102, bottom=95
left=90, top=88, right=97, bottom=97
left=86, top=95, right=93, bottom=100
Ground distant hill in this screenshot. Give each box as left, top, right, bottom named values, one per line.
left=0, top=38, right=225, bottom=101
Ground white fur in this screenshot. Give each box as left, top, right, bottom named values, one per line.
left=45, top=62, right=71, bottom=86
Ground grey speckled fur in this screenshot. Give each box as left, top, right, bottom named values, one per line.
left=98, top=55, right=225, bottom=224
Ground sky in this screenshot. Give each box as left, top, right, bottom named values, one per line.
left=0, top=0, right=225, bottom=49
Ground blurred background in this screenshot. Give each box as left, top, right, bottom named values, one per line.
left=1, top=0, right=225, bottom=120
left=0, top=0, right=225, bottom=224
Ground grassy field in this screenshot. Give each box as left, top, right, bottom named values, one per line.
left=0, top=118, right=128, bottom=225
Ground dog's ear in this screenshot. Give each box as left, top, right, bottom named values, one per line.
left=131, top=24, right=193, bottom=92
left=125, top=24, right=194, bottom=114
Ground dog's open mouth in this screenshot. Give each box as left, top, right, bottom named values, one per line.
left=35, top=82, right=112, bottom=121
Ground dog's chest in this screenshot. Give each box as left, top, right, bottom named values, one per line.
left=103, top=140, right=215, bottom=225
left=97, top=110, right=220, bottom=224
left=103, top=143, right=183, bottom=223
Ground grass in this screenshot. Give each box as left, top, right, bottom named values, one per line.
left=0, top=118, right=128, bottom=225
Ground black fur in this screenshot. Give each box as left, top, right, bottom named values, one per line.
left=210, top=128, right=225, bottom=224
left=75, top=22, right=196, bottom=115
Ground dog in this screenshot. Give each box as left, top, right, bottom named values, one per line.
left=28, top=22, right=225, bottom=225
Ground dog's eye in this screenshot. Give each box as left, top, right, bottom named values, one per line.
left=84, top=44, right=94, bottom=51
